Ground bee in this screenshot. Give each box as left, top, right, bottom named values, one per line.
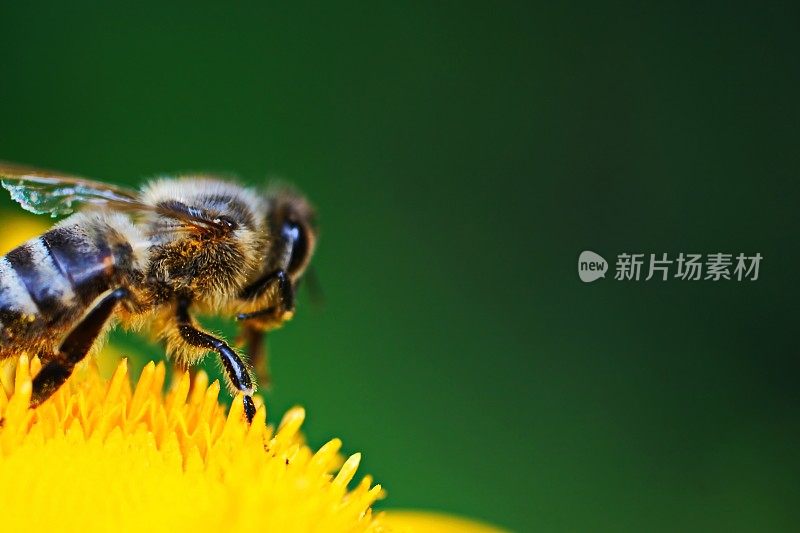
left=0, top=162, right=317, bottom=422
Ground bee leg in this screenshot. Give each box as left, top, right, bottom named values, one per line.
left=239, top=269, right=294, bottom=308
left=31, top=288, right=128, bottom=406
left=176, top=297, right=257, bottom=423
left=235, top=269, right=294, bottom=385
left=236, top=272, right=295, bottom=323
left=241, top=325, right=271, bottom=389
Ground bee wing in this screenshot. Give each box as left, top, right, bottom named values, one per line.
left=0, top=161, right=144, bottom=217
left=0, top=162, right=233, bottom=231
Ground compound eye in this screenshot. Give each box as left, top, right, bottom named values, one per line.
left=282, top=221, right=309, bottom=275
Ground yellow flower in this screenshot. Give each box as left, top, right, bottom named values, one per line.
left=0, top=355, right=384, bottom=532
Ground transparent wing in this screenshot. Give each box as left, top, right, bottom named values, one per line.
left=0, top=161, right=142, bottom=217
left=0, top=161, right=233, bottom=231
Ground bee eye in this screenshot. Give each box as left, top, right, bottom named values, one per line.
left=213, top=215, right=238, bottom=230
left=283, top=221, right=309, bottom=275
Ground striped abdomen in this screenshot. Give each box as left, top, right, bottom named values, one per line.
left=0, top=216, right=138, bottom=356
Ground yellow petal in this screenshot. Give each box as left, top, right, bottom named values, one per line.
left=0, top=355, right=385, bottom=532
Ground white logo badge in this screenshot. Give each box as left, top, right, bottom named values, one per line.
left=578, top=251, right=608, bottom=282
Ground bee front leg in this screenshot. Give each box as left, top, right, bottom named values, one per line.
left=237, top=269, right=295, bottom=321
left=235, top=269, right=295, bottom=385
left=32, top=288, right=128, bottom=406
left=176, top=296, right=257, bottom=423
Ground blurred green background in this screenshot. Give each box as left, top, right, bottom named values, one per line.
left=2, top=2, right=799, bottom=531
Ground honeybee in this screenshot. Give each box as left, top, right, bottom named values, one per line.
left=0, top=162, right=317, bottom=422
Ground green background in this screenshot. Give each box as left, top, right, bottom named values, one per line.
left=1, top=3, right=798, bottom=531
